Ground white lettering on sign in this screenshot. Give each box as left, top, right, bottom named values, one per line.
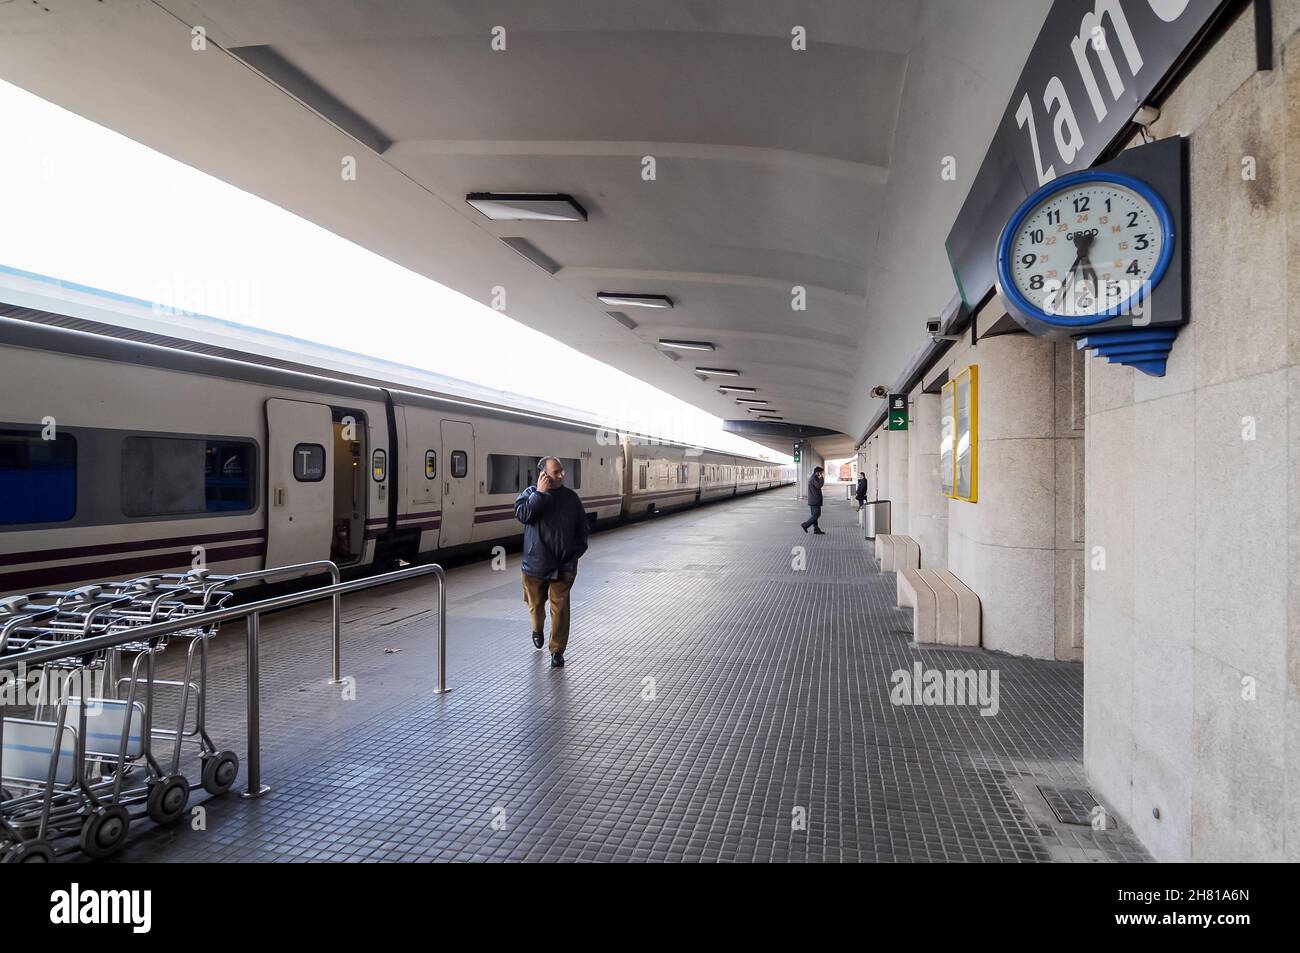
left=1147, top=0, right=1193, bottom=22
left=1071, top=1, right=1145, bottom=123
left=1017, top=0, right=1188, bottom=186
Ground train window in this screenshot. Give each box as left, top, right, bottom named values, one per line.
left=561, top=457, right=581, bottom=490
left=487, top=453, right=524, bottom=494
left=451, top=450, right=468, bottom=478
left=123, top=435, right=257, bottom=517
left=639, top=464, right=647, bottom=490
left=292, top=443, right=325, bottom=482
left=371, top=449, right=387, bottom=482
left=425, top=450, right=437, bottom=479
left=206, top=442, right=255, bottom=511
left=0, top=428, right=77, bottom=525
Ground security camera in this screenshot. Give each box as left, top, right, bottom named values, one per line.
left=870, top=385, right=889, bottom=399
left=926, top=318, right=962, bottom=343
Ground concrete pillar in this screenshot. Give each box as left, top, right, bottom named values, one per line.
left=907, top=389, right=949, bottom=570
left=943, top=324, right=1075, bottom=660
left=886, top=428, right=909, bottom=532
left=796, top=441, right=824, bottom=499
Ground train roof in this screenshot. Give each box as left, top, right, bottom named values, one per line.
left=0, top=266, right=783, bottom=467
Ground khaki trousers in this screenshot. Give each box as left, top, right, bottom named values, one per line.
left=522, top=569, right=577, bottom=653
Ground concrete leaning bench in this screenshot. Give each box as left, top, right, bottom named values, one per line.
left=875, top=534, right=920, bottom=573
left=896, top=567, right=981, bottom=647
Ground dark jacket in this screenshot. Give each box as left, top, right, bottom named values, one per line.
left=855, top=475, right=867, bottom=500
left=807, top=475, right=824, bottom=507
left=515, top=484, right=590, bottom=580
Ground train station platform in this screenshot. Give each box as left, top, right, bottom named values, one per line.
left=97, top=491, right=1149, bottom=863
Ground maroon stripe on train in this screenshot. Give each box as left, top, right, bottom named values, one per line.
left=631, top=489, right=698, bottom=501
left=476, top=495, right=622, bottom=512
left=0, top=529, right=264, bottom=569
left=0, top=544, right=265, bottom=592
left=473, top=511, right=519, bottom=524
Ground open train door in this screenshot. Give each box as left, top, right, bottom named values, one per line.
left=438, top=419, right=475, bottom=548
left=265, top=398, right=335, bottom=571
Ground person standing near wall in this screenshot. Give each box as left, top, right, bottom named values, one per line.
left=515, top=456, right=590, bottom=668
left=855, top=471, right=867, bottom=508
left=801, top=466, right=826, bottom=535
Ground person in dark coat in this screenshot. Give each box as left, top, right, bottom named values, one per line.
left=515, top=456, right=590, bottom=668
left=855, top=472, right=868, bottom=507
left=801, top=466, right=826, bottom=535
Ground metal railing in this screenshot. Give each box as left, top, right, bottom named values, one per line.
left=0, top=562, right=449, bottom=800
left=228, top=560, right=342, bottom=683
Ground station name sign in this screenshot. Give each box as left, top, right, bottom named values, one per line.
left=945, top=0, right=1228, bottom=307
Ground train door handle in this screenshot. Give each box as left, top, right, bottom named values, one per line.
left=274, top=486, right=286, bottom=506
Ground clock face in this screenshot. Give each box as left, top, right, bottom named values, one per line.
left=1007, top=180, right=1167, bottom=320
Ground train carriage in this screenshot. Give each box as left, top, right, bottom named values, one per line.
left=0, top=305, right=792, bottom=598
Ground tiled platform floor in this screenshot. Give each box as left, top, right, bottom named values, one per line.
left=96, top=490, right=1149, bottom=862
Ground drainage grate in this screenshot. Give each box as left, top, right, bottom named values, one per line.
left=1038, top=785, right=1113, bottom=828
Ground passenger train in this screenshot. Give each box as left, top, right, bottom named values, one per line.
left=0, top=307, right=793, bottom=597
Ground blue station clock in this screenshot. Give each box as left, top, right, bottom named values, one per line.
left=995, top=164, right=1180, bottom=376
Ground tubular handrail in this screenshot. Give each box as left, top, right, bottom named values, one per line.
left=0, top=562, right=449, bottom=799
left=227, top=559, right=343, bottom=683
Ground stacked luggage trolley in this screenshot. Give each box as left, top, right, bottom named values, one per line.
left=0, top=559, right=449, bottom=863
left=0, top=569, right=244, bottom=862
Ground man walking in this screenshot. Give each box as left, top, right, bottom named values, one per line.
left=515, top=456, right=590, bottom=668
left=801, top=466, right=826, bottom=535
left=855, top=471, right=867, bottom=508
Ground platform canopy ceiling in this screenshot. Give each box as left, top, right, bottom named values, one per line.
left=0, top=0, right=1049, bottom=455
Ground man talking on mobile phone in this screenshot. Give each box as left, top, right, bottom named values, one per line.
left=515, top=456, right=590, bottom=668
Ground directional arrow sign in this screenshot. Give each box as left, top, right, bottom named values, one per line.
left=887, top=394, right=908, bottom=431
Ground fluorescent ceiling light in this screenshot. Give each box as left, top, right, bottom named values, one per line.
left=733, top=398, right=767, bottom=404
left=747, top=407, right=779, bottom=414
left=717, top=385, right=757, bottom=393
left=596, top=292, right=673, bottom=309
left=658, top=339, right=714, bottom=351
left=757, top=416, right=785, bottom=421
left=466, top=192, right=587, bottom=222
left=695, top=367, right=740, bottom=376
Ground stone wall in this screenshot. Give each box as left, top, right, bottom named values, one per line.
left=1083, top=4, right=1300, bottom=862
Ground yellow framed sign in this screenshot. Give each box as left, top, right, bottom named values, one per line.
left=939, top=381, right=955, bottom=497
left=941, top=365, right=978, bottom=502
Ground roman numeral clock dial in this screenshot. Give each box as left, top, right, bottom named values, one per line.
left=996, top=171, right=1174, bottom=330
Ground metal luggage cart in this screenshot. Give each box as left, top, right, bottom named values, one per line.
left=0, top=570, right=242, bottom=861
left=1, top=558, right=449, bottom=863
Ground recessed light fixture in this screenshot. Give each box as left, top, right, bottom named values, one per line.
left=596, top=292, right=673, bottom=309
left=734, top=398, right=767, bottom=404
left=757, top=415, right=785, bottom=421
left=717, top=385, right=757, bottom=393
left=747, top=407, right=779, bottom=414
left=466, top=192, right=587, bottom=222
left=695, top=367, right=740, bottom=377
left=658, top=339, right=715, bottom=351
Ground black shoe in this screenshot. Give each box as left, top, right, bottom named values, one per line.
left=550, top=652, right=565, bottom=668
left=813, top=529, right=827, bottom=535
left=531, top=630, right=544, bottom=649
left=801, top=525, right=809, bottom=534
